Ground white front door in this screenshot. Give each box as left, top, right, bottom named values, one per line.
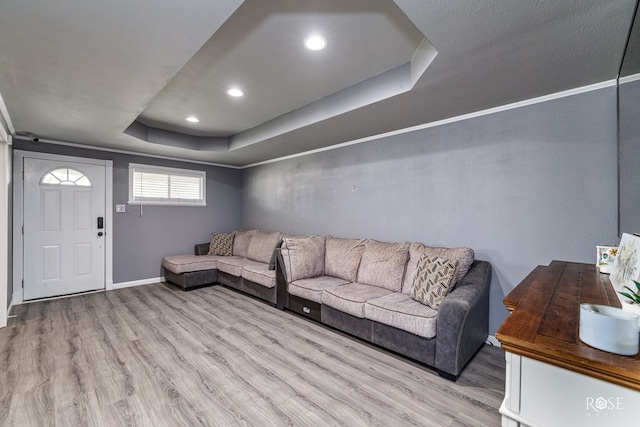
left=23, top=157, right=106, bottom=300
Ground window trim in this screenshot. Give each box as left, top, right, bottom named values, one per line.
left=128, top=163, right=206, bottom=206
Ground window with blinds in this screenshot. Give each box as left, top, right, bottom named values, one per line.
left=128, top=163, right=206, bottom=206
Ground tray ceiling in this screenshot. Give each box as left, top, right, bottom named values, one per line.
left=0, top=0, right=637, bottom=166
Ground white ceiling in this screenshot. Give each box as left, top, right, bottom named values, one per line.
left=0, top=0, right=637, bottom=167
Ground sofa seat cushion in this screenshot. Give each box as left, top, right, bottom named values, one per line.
left=217, top=257, right=264, bottom=277
left=242, top=264, right=276, bottom=289
left=162, top=255, right=232, bottom=274
left=246, top=230, right=283, bottom=263
left=365, top=293, right=438, bottom=339
left=324, top=236, right=365, bottom=282
left=289, top=276, right=350, bottom=303
left=322, top=282, right=394, bottom=318
left=357, top=240, right=410, bottom=292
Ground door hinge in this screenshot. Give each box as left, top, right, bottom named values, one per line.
left=22, top=225, right=24, bottom=234
left=22, top=279, right=24, bottom=288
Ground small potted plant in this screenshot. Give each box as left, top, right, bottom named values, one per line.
left=619, top=280, right=640, bottom=305
left=619, top=280, right=640, bottom=329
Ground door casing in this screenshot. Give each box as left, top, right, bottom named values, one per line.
left=13, top=150, right=113, bottom=304
left=0, top=138, right=10, bottom=327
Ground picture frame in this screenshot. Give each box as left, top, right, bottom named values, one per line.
left=596, top=245, right=618, bottom=274
left=610, top=233, right=640, bottom=293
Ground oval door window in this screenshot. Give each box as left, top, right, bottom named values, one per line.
left=40, top=168, right=92, bottom=187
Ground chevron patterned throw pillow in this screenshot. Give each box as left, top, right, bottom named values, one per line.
left=410, top=253, right=458, bottom=309
left=208, top=233, right=234, bottom=256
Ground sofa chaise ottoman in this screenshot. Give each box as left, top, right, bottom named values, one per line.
left=162, top=229, right=284, bottom=305
left=161, top=243, right=230, bottom=290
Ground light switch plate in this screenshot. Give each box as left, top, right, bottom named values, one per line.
left=115, top=204, right=126, bottom=213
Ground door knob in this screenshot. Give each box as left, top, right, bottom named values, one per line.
left=97, top=232, right=104, bottom=237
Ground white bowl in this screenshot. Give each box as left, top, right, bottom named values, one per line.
left=579, top=303, right=639, bottom=356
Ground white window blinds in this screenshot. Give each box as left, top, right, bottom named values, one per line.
left=128, top=164, right=206, bottom=206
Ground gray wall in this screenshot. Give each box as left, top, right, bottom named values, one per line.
left=12, top=141, right=242, bottom=284
left=619, top=78, right=640, bottom=234
left=241, top=88, right=619, bottom=335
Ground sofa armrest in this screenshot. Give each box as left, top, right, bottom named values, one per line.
left=434, top=260, right=491, bottom=379
left=194, top=243, right=209, bottom=255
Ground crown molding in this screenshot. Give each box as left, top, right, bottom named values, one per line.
left=619, top=72, right=640, bottom=85
left=12, top=136, right=242, bottom=169
left=244, top=79, right=617, bottom=168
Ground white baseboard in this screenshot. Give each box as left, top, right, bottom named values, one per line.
left=6, top=290, right=22, bottom=320
left=486, top=335, right=502, bottom=348
left=110, top=277, right=164, bottom=290
left=11, top=291, right=22, bottom=308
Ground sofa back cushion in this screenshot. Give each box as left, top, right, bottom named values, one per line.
left=246, top=230, right=283, bottom=264
left=402, top=242, right=474, bottom=294
left=232, top=229, right=253, bottom=258
left=357, top=240, right=409, bottom=292
left=324, top=236, right=365, bottom=282
left=281, top=235, right=326, bottom=282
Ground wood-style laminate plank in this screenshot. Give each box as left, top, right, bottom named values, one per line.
left=0, top=283, right=505, bottom=426
left=103, top=393, right=154, bottom=427
left=536, top=262, right=581, bottom=343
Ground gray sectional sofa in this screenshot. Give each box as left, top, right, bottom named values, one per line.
left=162, top=229, right=491, bottom=380
left=162, top=229, right=283, bottom=304
left=277, top=235, right=491, bottom=380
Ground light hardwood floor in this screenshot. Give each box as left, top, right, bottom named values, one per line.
left=0, top=283, right=505, bottom=426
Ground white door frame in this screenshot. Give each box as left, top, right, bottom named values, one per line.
left=12, top=150, right=113, bottom=304
left=0, top=137, right=10, bottom=327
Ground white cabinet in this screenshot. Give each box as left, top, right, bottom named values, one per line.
left=500, top=352, right=640, bottom=427
left=497, top=261, right=640, bottom=427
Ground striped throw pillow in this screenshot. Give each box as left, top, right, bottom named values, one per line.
left=410, top=254, right=458, bottom=309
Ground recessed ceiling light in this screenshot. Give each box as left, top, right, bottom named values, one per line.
left=227, top=88, right=244, bottom=97
left=304, top=35, right=326, bottom=51
left=185, top=116, right=199, bottom=123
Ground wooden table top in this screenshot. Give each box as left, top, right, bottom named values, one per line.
left=496, top=260, right=640, bottom=392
